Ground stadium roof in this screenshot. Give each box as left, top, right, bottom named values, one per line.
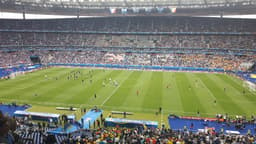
left=0, top=0, right=256, bottom=16
left=1, top=0, right=254, bottom=8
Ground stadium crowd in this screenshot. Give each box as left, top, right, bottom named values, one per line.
left=0, top=50, right=255, bottom=71
left=0, top=16, right=255, bottom=72
left=0, top=16, right=256, bottom=32
left=61, top=127, right=256, bottom=144
left=0, top=33, right=255, bottom=50
left=1, top=109, right=256, bottom=144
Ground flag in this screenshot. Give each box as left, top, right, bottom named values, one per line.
left=168, top=7, right=177, bottom=13
left=121, top=8, right=127, bottom=14
left=156, top=7, right=164, bottom=13
left=132, top=7, right=139, bottom=13
left=109, top=8, right=117, bottom=14
left=171, top=7, right=177, bottom=13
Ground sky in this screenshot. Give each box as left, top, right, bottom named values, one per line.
left=0, top=12, right=256, bottom=19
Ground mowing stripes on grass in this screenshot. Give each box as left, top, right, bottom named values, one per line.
left=103, top=71, right=141, bottom=107
left=198, top=74, right=246, bottom=115
left=0, top=67, right=255, bottom=118
left=142, top=71, right=163, bottom=110
left=70, top=70, right=114, bottom=105
left=100, top=70, right=133, bottom=106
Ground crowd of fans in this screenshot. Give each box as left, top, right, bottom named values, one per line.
left=0, top=17, right=256, bottom=55
left=1, top=33, right=255, bottom=50
left=0, top=51, right=32, bottom=68
left=61, top=127, right=256, bottom=144
left=0, top=16, right=256, bottom=32
left=0, top=16, right=255, bottom=72
left=0, top=50, right=255, bottom=71
left=2, top=109, right=256, bottom=144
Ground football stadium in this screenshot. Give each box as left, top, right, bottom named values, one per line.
left=0, top=0, right=256, bottom=143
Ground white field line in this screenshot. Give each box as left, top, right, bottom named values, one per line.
left=197, top=77, right=216, bottom=101
left=100, top=72, right=131, bottom=106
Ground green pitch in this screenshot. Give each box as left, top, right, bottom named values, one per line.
left=0, top=67, right=256, bottom=118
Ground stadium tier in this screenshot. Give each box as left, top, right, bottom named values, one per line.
left=0, top=51, right=255, bottom=72
left=0, top=16, right=255, bottom=71
left=0, top=16, right=256, bottom=32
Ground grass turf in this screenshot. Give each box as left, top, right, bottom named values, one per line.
left=0, top=67, right=256, bottom=125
